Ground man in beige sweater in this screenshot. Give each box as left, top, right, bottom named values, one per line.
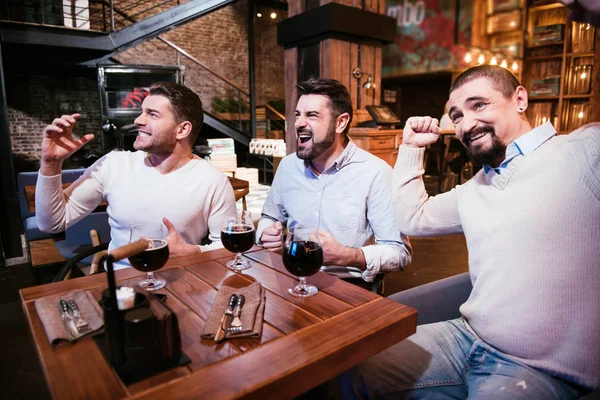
left=340, top=66, right=599, bottom=399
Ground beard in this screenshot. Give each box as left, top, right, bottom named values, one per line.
left=296, top=120, right=336, bottom=160
left=461, top=125, right=506, bottom=168
left=134, top=131, right=177, bottom=154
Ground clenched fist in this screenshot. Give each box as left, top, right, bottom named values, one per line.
left=402, top=116, right=441, bottom=148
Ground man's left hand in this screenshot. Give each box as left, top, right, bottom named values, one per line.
left=318, top=230, right=367, bottom=269
left=163, top=217, right=202, bottom=258
left=318, top=230, right=345, bottom=265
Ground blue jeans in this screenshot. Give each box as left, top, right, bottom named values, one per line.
left=339, top=318, right=582, bottom=399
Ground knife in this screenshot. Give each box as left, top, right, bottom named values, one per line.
left=214, top=294, right=237, bottom=343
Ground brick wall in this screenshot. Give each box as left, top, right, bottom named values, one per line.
left=7, top=71, right=103, bottom=171
left=8, top=1, right=285, bottom=166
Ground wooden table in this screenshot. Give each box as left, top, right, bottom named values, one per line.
left=24, top=176, right=250, bottom=213
left=20, top=247, right=417, bottom=399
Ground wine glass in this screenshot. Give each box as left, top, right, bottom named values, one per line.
left=282, top=225, right=323, bottom=297
left=221, top=210, right=256, bottom=272
left=128, top=223, right=169, bottom=291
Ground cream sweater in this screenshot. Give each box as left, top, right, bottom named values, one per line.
left=36, top=151, right=237, bottom=263
left=393, top=123, right=600, bottom=391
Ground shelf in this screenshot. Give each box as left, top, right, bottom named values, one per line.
left=529, top=95, right=560, bottom=100
left=567, top=51, right=595, bottom=57
left=526, top=54, right=563, bottom=61
left=527, top=41, right=564, bottom=49
left=528, top=2, right=565, bottom=12
left=563, top=94, right=592, bottom=99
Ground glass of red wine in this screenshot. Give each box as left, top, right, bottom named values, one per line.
left=282, top=225, right=323, bottom=297
left=221, top=210, right=256, bottom=272
left=128, top=223, right=169, bottom=291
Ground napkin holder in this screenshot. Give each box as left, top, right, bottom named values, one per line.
left=98, top=240, right=184, bottom=378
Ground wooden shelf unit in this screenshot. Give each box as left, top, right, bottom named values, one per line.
left=522, top=2, right=599, bottom=132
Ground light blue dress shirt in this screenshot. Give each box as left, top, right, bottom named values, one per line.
left=257, top=141, right=412, bottom=282
left=483, top=122, right=557, bottom=175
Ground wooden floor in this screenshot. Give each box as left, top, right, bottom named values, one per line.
left=385, top=234, right=469, bottom=296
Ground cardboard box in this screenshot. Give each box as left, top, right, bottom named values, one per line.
left=532, top=24, right=565, bottom=46
left=210, top=153, right=238, bottom=172
left=207, top=138, right=235, bottom=155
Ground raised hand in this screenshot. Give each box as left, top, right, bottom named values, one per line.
left=163, top=217, right=201, bottom=257
left=402, top=116, right=441, bottom=148
left=41, top=114, right=95, bottom=164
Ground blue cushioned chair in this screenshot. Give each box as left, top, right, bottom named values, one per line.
left=388, top=272, right=472, bottom=325
left=17, top=169, right=86, bottom=241
left=54, top=211, right=111, bottom=264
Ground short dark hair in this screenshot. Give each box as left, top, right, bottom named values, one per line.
left=296, top=78, right=353, bottom=136
left=149, top=82, right=204, bottom=144
left=450, top=65, right=521, bottom=99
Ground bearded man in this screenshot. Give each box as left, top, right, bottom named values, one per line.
left=256, top=78, right=411, bottom=292
left=340, top=65, right=600, bottom=399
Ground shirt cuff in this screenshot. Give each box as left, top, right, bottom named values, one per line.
left=358, top=246, right=380, bottom=283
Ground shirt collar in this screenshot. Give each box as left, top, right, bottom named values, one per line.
left=303, top=140, right=357, bottom=174
left=483, top=122, right=556, bottom=173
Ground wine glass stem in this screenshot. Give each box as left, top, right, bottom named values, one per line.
left=147, top=271, right=155, bottom=282
left=235, top=252, right=242, bottom=265
left=298, top=276, right=307, bottom=291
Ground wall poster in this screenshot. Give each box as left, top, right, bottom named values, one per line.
left=383, top=0, right=474, bottom=76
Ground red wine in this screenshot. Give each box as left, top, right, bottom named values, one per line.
left=128, top=239, right=169, bottom=272
left=282, top=241, right=323, bottom=277
left=221, top=224, right=256, bottom=253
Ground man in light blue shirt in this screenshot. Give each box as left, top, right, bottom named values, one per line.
left=257, top=78, right=411, bottom=289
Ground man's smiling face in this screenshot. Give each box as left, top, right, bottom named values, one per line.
left=448, top=77, right=521, bottom=168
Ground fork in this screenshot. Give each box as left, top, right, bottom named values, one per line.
left=58, top=300, right=77, bottom=340
left=67, top=300, right=90, bottom=334
left=228, top=294, right=245, bottom=333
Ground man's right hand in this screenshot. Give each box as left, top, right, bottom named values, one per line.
left=402, top=116, right=441, bottom=148
left=260, top=221, right=283, bottom=253
left=41, top=114, right=95, bottom=175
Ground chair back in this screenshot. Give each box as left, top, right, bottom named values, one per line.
left=17, top=168, right=87, bottom=222
left=17, top=171, right=39, bottom=220
left=66, top=212, right=111, bottom=245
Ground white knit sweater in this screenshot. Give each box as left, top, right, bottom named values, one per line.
left=36, top=151, right=237, bottom=261
left=392, top=123, right=600, bottom=391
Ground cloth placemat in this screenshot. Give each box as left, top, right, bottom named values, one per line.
left=201, top=282, right=265, bottom=340
left=34, top=290, right=104, bottom=345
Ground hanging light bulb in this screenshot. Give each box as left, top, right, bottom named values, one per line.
left=464, top=52, right=472, bottom=63
left=477, top=54, right=485, bottom=64
left=500, top=59, right=508, bottom=68
left=542, top=117, right=547, bottom=123
left=578, top=111, right=585, bottom=119
left=490, top=57, right=497, bottom=65
left=581, top=72, right=587, bottom=79
left=270, top=12, right=277, bottom=19
left=511, top=61, right=519, bottom=71
left=256, top=12, right=262, bottom=17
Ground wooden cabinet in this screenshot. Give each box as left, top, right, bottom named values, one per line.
left=348, top=128, right=401, bottom=167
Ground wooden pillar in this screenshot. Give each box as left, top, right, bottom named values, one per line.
left=278, top=0, right=395, bottom=153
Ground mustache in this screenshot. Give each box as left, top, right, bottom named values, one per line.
left=297, top=126, right=312, bottom=135
left=463, top=126, right=494, bottom=144
left=297, top=126, right=313, bottom=143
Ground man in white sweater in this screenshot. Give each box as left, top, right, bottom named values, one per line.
left=36, top=82, right=237, bottom=266
left=341, top=66, right=599, bottom=398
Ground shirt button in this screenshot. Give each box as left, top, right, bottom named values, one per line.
left=314, top=211, right=319, bottom=216
left=317, top=191, right=322, bottom=196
